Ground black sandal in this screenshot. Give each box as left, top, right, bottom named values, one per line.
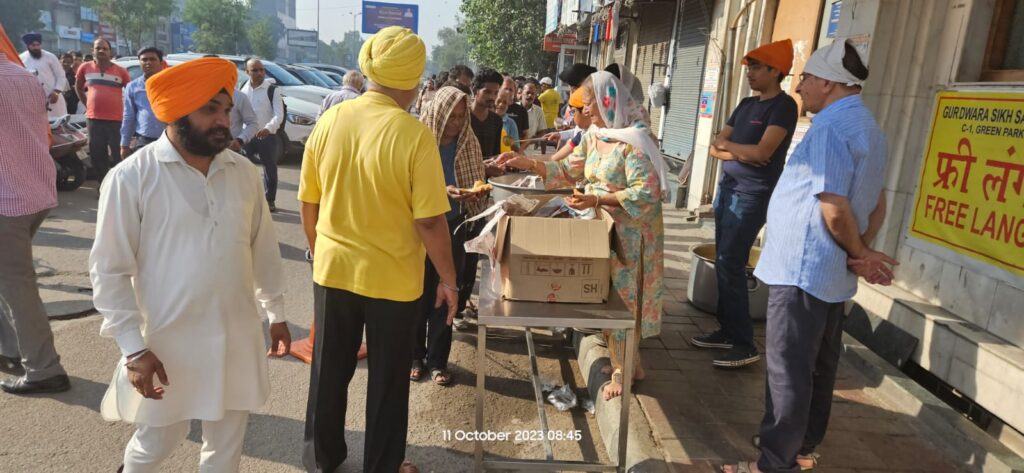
left=410, top=359, right=424, bottom=381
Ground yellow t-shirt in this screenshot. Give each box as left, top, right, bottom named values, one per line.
left=538, top=88, right=562, bottom=129
left=298, top=91, right=450, bottom=301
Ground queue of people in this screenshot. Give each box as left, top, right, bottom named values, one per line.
left=0, top=18, right=900, bottom=473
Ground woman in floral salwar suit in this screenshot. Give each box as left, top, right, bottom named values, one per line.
left=498, top=71, right=668, bottom=400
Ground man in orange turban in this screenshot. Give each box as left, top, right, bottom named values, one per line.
left=90, top=55, right=290, bottom=472
left=690, top=38, right=799, bottom=370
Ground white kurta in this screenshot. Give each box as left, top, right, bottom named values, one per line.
left=89, top=135, right=286, bottom=427
left=19, top=50, right=67, bottom=117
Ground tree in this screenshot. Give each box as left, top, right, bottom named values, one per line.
left=431, top=25, right=473, bottom=75
left=183, top=0, right=249, bottom=55
left=84, top=0, right=174, bottom=53
left=459, top=0, right=557, bottom=76
left=0, top=0, right=45, bottom=47
left=335, top=30, right=363, bottom=69
left=247, top=17, right=275, bottom=59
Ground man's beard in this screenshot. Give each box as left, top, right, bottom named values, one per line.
left=173, top=117, right=231, bottom=157
left=28, top=49, right=42, bottom=59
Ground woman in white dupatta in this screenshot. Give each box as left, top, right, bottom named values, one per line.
left=498, top=71, right=667, bottom=400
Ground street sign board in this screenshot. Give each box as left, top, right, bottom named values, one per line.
left=543, top=32, right=577, bottom=53
left=287, top=29, right=319, bottom=48
left=362, top=1, right=419, bottom=34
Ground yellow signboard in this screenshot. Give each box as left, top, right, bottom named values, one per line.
left=910, top=91, right=1024, bottom=276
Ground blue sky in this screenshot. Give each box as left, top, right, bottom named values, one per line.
left=295, top=0, right=464, bottom=50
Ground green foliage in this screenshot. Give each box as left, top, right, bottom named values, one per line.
left=183, top=0, right=249, bottom=55
left=0, top=0, right=46, bottom=47
left=247, top=17, right=275, bottom=59
left=318, top=30, right=363, bottom=68
left=459, top=0, right=557, bottom=76
left=430, top=25, right=473, bottom=75
left=84, top=0, right=174, bottom=53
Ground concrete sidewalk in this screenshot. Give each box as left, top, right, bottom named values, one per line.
left=588, top=205, right=1018, bottom=473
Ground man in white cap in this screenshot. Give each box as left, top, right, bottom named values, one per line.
left=19, top=32, right=68, bottom=117
left=722, top=39, right=897, bottom=473
left=299, top=25, right=456, bottom=473
left=536, top=76, right=561, bottom=153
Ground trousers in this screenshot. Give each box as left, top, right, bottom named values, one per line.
left=303, top=285, right=418, bottom=473
left=244, top=134, right=280, bottom=204
left=122, top=410, right=249, bottom=473
left=713, top=187, right=770, bottom=351
left=0, top=210, right=66, bottom=381
left=757, top=285, right=845, bottom=473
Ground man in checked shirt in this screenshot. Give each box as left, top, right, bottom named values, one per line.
left=0, top=35, right=71, bottom=395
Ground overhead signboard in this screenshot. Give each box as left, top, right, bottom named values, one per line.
left=362, top=1, right=418, bottom=34
left=57, top=26, right=81, bottom=40
left=909, top=90, right=1024, bottom=278
left=543, top=32, right=577, bottom=52
left=287, top=28, right=319, bottom=48
left=97, top=22, right=116, bottom=42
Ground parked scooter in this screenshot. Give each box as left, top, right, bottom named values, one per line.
left=49, top=115, right=89, bottom=191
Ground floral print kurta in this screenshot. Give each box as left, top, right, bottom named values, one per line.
left=543, top=133, right=665, bottom=339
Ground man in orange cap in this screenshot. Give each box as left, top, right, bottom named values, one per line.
left=690, top=39, right=798, bottom=369
left=90, top=57, right=291, bottom=472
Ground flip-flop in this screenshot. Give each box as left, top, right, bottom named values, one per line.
left=399, top=460, right=420, bottom=473
left=410, top=360, right=424, bottom=382
left=431, top=368, right=452, bottom=386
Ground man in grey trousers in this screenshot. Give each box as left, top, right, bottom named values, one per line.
left=0, top=50, right=69, bottom=394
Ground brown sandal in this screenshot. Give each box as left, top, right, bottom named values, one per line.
left=410, top=360, right=424, bottom=382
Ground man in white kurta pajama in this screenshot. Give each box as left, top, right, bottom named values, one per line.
left=19, top=32, right=67, bottom=118
left=89, top=57, right=291, bottom=472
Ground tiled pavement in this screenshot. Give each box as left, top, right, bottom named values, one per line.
left=641, top=207, right=970, bottom=473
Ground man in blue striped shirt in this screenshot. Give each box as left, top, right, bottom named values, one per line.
left=120, top=47, right=166, bottom=159
left=724, top=40, right=898, bottom=473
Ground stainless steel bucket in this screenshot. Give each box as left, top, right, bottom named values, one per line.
left=686, top=243, right=768, bottom=321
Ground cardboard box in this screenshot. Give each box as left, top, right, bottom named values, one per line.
left=493, top=196, right=620, bottom=303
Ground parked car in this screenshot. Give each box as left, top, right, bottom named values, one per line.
left=166, top=53, right=334, bottom=106
left=282, top=64, right=338, bottom=89
left=321, top=70, right=344, bottom=85
left=303, top=67, right=341, bottom=88
left=295, top=62, right=349, bottom=79
left=113, top=57, right=319, bottom=162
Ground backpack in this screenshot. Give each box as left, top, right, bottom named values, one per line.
left=243, top=81, right=288, bottom=134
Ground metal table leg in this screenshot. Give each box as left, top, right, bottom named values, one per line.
left=475, top=323, right=487, bottom=470
left=618, top=328, right=634, bottom=473
left=524, top=328, right=555, bottom=460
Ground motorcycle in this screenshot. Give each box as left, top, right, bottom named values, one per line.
left=49, top=115, right=89, bottom=191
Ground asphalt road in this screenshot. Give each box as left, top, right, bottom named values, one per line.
left=0, top=162, right=608, bottom=472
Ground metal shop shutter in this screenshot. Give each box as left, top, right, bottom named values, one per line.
left=633, top=1, right=676, bottom=137
left=661, top=0, right=712, bottom=159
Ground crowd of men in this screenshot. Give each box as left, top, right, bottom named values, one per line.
left=0, top=19, right=900, bottom=473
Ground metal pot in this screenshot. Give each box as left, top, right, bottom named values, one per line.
left=488, top=173, right=574, bottom=203
left=686, top=243, right=768, bottom=321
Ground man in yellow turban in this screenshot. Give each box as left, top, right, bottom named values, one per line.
left=90, top=56, right=291, bottom=472
left=300, top=26, right=452, bottom=473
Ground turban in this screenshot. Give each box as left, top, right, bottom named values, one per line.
left=743, top=39, right=794, bottom=75
left=22, top=32, right=42, bottom=45
left=146, top=57, right=237, bottom=123
left=804, top=39, right=866, bottom=87
left=568, top=87, right=586, bottom=108
left=0, top=22, right=23, bottom=66
left=359, top=26, right=425, bottom=91
left=559, top=63, right=597, bottom=88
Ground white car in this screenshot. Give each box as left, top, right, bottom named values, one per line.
left=114, top=57, right=318, bottom=162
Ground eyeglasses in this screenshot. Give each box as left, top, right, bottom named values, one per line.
left=745, top=63, right=766, bottom=72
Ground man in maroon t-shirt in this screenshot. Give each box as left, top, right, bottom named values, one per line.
left=75, top=38, right=131, bottom=187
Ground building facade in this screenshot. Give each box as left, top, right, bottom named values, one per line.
left=566, top=0, right=1024, bottom=453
